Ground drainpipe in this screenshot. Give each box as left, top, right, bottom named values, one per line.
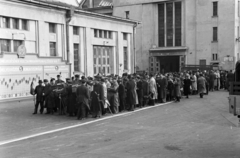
left=66, top=7, right=74, bottom=64
left=133, top=23, right=138, bottom=73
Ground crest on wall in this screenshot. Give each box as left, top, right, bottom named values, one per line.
left=17, top=45, right=26, bottom=58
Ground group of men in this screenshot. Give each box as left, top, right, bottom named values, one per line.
left=32, top=69, right=233, bottom=120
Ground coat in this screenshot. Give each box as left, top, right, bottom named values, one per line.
left=137, top=80, right=143, bottom=101
left=198, top=77, right=207, bottom=93
left=174, top=78, right=181, bottom=97
left=35, top=85, right=44, bottom=102
left=126, top=79, right=137, bottom=105
left=91, top=83, right=104, bottom=113
left=142, top=80, right=149, bottom=98
left=158, top=77, right=168, bottom=99
left=183, top=78, right=191, bottom=95
left=76, top=85, right=90, bottom=109
left=149, top=77, right=158, bottom=99
left=191, top=75, right=197, bottom=91
left=44, top=84, right=55, bottom=108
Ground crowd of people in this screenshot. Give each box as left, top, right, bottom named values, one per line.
left=32, top=69, right=235, bottom=120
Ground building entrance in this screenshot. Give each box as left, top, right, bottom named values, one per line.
left=158, top=56, right=180, bottom=73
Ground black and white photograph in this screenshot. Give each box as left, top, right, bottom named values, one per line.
left=0, top=0, right=240, bottom=157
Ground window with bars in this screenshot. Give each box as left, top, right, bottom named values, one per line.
left=199, top=59, right=206, bottom=65
left=13, top=40, right=23, bottom=52
left=2, top=17, right=10, bottom=28
left=213, top=2, right=218, bottom=17
left=49, top=23, right=56, bottom=33
left=166, top=3, right=173, bottom=47
left=175, top=2, right=182, bottom=46
left=0, top=39, right=11, bottom=52
left=93, top=29, right=113, bottom=39
left=49, top=42, right=56, bottom=56
left=22, top=19, right=28, bottom=31
left=213, top=27, right=218, bottom=42
left=74, top=44, right=79, bottom=71
left=73, top=26, right=79, bottom=35
left=12, top=18, right=19, bottom=29
left=212, top=54, right=218, bottom=61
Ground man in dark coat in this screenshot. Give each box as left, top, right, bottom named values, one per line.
left=33, top=80, right=45, bottom=114
left=91, top=80, right=104, bottom=118
left=76, top=79, right=90, bottom=120
left=118, top=79, right=126, bottom=112
left=209, top=71, right=215, bottom=91
left=126, top=75, right=136, bottom=111
left=183, top=74, right=191, bottom=98
left=158, top=74, right=168, bottom=103
left=136, top=76, right=143, bottom=108
left=227, top=70, right=235, bottom=90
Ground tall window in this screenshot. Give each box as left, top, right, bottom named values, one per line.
left=213, top=2, right=218, bottom=17
left=49, top=42, right=56, bottom=56
left=212, top=53, right=218, bottom=61
left=123, top=33, right=127, bottom=40
left=93, top=29, right=112, bottom=39
left=49, top=23, right=56, bottom=33
left=13, top=40, right=23, bottom=52
left=124, top=47, right=128, bottom=70
left=74, top=44, right=79, bottom=71
left=12, top=18, right=19, bottom=29
left=0, top=39, right=11, bottom=52
left=2, top=17, right=10, bottom=28
left=158, top=2, right=182, bottom=47
left=213, top=27, right=218, bottom=42
left=73, top=26, right=79, bottom=35
left=22, top=19, right=28, bottom=30
left=166, top=3, right=173, bottom=47
left=175, top=2, right=182, bottom=46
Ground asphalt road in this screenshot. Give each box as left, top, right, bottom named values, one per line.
left=0, top=91, right=239, bottom=158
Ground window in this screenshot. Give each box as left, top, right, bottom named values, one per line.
left=108, top=31, right=112, bottom=39
left=104, top=31, right=107, bottom=38
left=49, top=23, right=56, bottom=33
left=13, top=40, right=23, bottom=52
left=212, top=53, right=218, bottom=61
left=73, top=26, right=79, bottom=35
left=158, top=2, right=182, bottom=47
left=124, top=47, right=128, bottom=70
left=213, top=27, right=218, bottom=42
left=74, top=44, right=79, bottom=71
left=123, top=33, right=127, bottom=40
left=2, top=17, right=10, bottom=28
left=199, top=59, right=206, bottom=65
left=99, top=30, right=102, bottom=38
left=49, top=42, right=56, bottom=56
left=213, top=2, right=218, bottom=17
left=12, top=18, right=19, bottom=29
left=22, top=19, right=28, bottom=30
left=125, top=11, right=130, bottom=19
left=94, top=29, right=98, bottom=37
left=0, top=39, right=11, bottom=52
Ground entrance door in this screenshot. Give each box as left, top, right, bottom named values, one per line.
left=93, top=46, right=111, bottom=76
left=159, top=56, right=180, bottom=73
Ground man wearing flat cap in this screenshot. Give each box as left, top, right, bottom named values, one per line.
left=33, top=80, right=45, bottom=114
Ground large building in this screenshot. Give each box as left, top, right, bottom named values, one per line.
left=0, top=0, right=138, bottom=101
left=113, top=0, right=240, bottom=73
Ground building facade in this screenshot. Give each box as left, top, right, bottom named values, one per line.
left=0, top=0, right=137, bottom=101
left=113, top=0, right=240, bottom=73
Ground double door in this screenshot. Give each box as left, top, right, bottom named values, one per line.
left=93, top=46, right=112, bottom=75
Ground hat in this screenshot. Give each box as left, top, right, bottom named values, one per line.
left=81, top=76, right=85, bottom=80
left=57, top=75, right=61, bottom=77
left=75, top=74, right=80, bottom=78
left=43, top=79, right=48, bottom=83
left=50, top=78, right=55, bottom=82
left=38, top=80, right=43, bottom=83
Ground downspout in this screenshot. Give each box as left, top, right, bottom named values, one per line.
left=133, top=23, right=138, bottom=73
left=66, top=7, right=74, bottom=64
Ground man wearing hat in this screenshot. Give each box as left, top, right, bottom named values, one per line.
left=55, top=75, right=65, bottom=84
left=33, top=80, right=45, bottom=114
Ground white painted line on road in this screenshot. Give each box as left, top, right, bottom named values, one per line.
left=0, top=102, right=173, bottom=146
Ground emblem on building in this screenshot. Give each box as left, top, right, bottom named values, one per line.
left=17, top=45, right=26, bottom=58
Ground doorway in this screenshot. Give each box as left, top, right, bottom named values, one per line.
left=158, top=56, right=180, bottom=73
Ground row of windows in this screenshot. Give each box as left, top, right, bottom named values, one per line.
left=94, top=29, right=112, bottom=39
left=0, top=39, right=23, bottom=53
left=0, top=16, right=29, bottom=30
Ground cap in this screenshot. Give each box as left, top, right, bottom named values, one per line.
left=75, top=74, right=80, bottom=78
left=38, top=80, right=43, bottom=83
left=43, top=79, right=48, bottom=83
left=57, top=75, right=61, bottom=77
left=50, top=78, right=55, bottom=82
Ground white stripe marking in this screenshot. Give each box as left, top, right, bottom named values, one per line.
left=0, top=102, right=172, bottom=146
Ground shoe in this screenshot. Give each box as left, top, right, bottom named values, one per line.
left=32, top=112, right=37, bottom=115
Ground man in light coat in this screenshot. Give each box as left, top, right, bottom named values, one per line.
left=149, top=74, right=158, bottom=105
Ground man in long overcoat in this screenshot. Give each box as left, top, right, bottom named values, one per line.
left=158, top=74, right=168, bottom=103
left=126, top=75, right=136, bottom=111
left=33, top=80, right=45, bottom=114
left=149, top=74, right=158, bottom=105
left=76, top=79, right=90, bottom=120
left=142, top=76, right=149, bottom=107
left=136, top=76, right=143, bottom=108
left=91, top=79, right=104, bottom=118
left=198, top=74, right=207, bottom=98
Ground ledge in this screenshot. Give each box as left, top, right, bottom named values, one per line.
left=149, top=46, right=188, bottom=52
